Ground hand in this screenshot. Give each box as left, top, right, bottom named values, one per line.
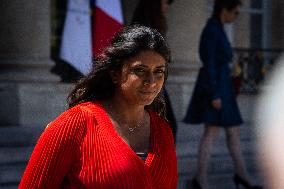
left=212, top=98, right=222, bottom=110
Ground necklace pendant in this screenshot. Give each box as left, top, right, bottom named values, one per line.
left=128, top=127, right=135, bottom=132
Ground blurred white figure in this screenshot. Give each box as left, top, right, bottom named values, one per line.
left=255, top=55, right=284, bottom=189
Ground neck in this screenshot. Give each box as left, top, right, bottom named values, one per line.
left=104, top=96, right=146, bottom=124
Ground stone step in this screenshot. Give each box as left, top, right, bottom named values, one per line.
left=0, top=147, right=33, bottom=165
left=176, top=137, right=257, bottom=158
left=0, top=128, right=36, bottom=188
left=176, top=122, right=257, bottom=143
left=178, top=155, right=260, bottom=176
left=0, top=82, right=71, bottom=126
left=178, top=172, right=263, bottom=189
left=0, top=185, right=18, bottom=189
left=0, top=163, right=26, bottom=187
left=0, top=126, right=43, bottom=147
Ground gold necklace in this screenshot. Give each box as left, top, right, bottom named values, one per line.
left=116, top=113, right=145, bottom=133
left=127, top=119, right=144, bottom=132
left=104, top=102, right=145, bottom=133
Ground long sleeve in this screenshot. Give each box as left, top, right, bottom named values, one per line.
left=20, top=102, right=178, bottom=188
left=19, top=108, right=86, bottom=189
left=199, top=25, right=220, bottom=100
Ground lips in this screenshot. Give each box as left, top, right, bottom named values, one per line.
left=139, top=90, right=156, bottom=95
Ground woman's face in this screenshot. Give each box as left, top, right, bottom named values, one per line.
left=112, top=50, right=166, bottom=106
left=223, top=5, right=240, bottom=23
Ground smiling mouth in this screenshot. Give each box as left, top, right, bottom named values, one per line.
left=139, top=91, right=156, bottom=95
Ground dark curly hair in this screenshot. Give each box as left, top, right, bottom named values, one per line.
left=68, top=25, right=171, bottom=116
left=212, top=0, right=242, bottom=19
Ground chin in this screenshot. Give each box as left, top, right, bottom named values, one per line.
left=139, top=97, right=156, bottom=106
left=136, top=92, right=159, bottom=106
left=143, top=99, right=155, bottom=106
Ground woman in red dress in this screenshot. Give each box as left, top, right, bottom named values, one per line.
left=19, top=25, right=177, bottom=189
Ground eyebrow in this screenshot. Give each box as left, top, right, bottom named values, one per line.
left=134, top=64, right=166, bottom=68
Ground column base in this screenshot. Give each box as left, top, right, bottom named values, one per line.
left=0, top=58, right=60, bottom=82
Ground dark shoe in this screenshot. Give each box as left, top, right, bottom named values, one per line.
left=191, top=178, right=203, bottom=189
left=233, top=174, right=263, bottom=189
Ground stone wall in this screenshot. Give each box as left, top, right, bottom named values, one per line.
left=0, top=0, right=51, bottom=61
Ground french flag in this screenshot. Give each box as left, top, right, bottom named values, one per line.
left=92, top=0, right=124, bottom=56
left=60, top=0, right=123, bottom=75
left=60, top=0, right=92, bottom=75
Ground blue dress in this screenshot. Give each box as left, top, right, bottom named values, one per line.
left=183, top=18, right=243, bottom=127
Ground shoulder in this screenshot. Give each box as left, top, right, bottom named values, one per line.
left=149, top=111, right=173, bottom=136
left=52, top=101, right=106, bottom=124
left=76, top=101, right=105, bottom=115
left=35, top=101, right=106, bottom=153
left=44, top=103, right=92, bottom=141
left=49, top=104, right=86, bottom=127
left=42, top=101, right=108, bottom=145
left=203, top=18, right=221, bottom=36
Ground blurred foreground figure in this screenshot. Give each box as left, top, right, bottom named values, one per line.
left=255, top=55, right=284, bottom=189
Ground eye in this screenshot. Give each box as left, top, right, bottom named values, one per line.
left=133, top=68, right=145, bottom=73
left=154, top=69, right=166, bottom=74
left=130, top=67, right=146, bottom=76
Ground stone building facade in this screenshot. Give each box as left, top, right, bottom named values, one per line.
left=1, top=0, right=283, bottom=123
left=0, top=0, right=283, bottom=188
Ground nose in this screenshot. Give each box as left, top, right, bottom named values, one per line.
left=143, top=72, right=156, bottom=86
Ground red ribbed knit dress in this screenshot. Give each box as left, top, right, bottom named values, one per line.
left=19, top=101, right=178, bottom=189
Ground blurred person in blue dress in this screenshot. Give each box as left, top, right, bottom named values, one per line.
left=183, top=0, right=262, bottom=189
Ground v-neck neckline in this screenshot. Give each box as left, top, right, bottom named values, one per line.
left=95, top=101, right=156, bottom=166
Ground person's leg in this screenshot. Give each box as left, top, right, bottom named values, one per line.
left=195, top=124, right=220, bottom=189
left=225, top=126, right=251, bottom=181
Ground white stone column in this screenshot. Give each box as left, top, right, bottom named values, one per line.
left=0, top=0, right=58, bottom=81
left=166, top=0, right=208, bottom=120
left=0, top=0, right=64, bottom=126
